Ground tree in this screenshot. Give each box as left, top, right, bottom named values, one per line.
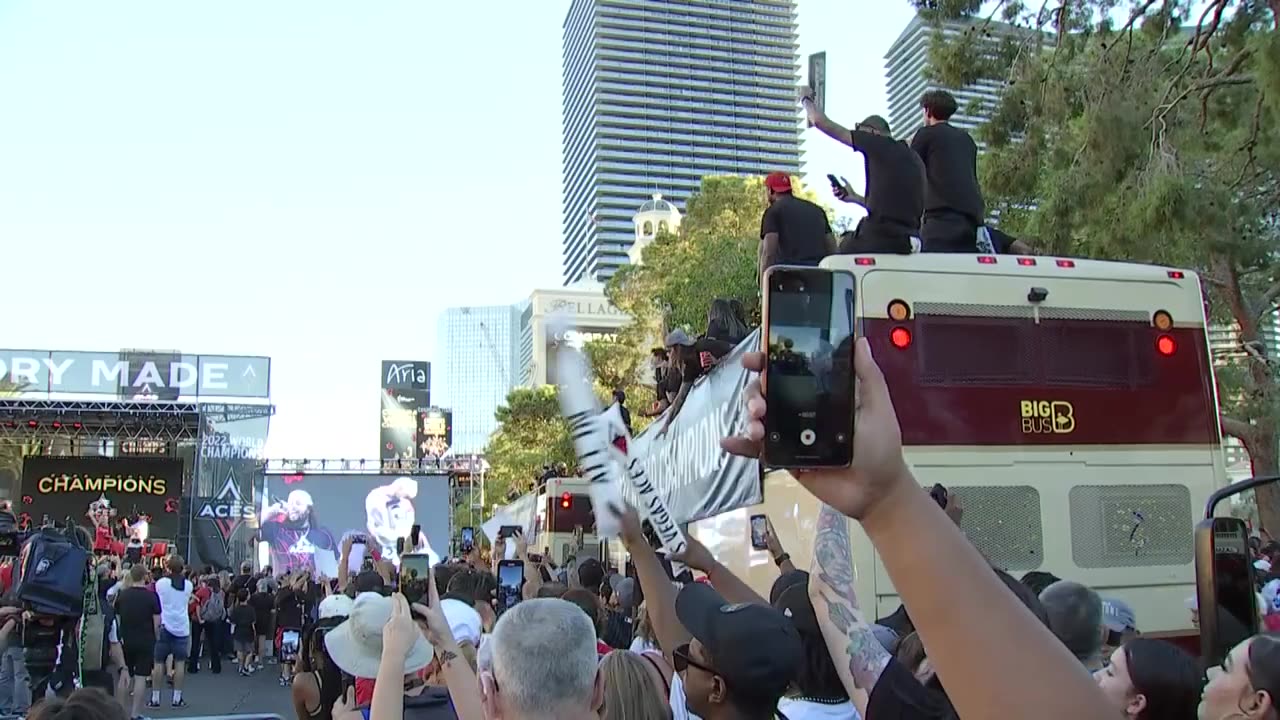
left=912, top=0, right=1280, bottom=525
left=0, top=381, right=28, bottom=498
left=606, top=174, right=826, bottom=333
left=481, top=386, right=576, bottom=510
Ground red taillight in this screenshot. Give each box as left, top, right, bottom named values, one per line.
left=854, top=257, right=875, bottom=266
left=560, top=492, right=572, bottom=509
left=1168, top=270, right=1185, bottom=279
left=1017, top=258, right=1036, bottom=266
left=977, top=256, right=997, bottom=264
left=1056, top=259, right=1075, bottom=268
left=890, top=327, right=912, bottom=349
left=1156, top=335, right=1177, bottom=356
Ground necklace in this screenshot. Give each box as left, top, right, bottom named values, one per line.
left=788, top=695, right=846, bottom=705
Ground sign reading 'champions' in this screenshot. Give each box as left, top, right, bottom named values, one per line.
left=20, top=456, right=182, bottom=538
left=35, top=472, right=168, bottom=496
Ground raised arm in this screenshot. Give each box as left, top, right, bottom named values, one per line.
left=673, top=535, right=767, bottom=607
left=799, top=88, right=853, bottom=149
left=613, top=503, right=690, bottom=658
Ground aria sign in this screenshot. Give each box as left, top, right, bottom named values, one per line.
left=0, top=350, right=270, bottom=399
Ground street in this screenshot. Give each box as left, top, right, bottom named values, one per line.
left=136, top=666, right=295, bottom=720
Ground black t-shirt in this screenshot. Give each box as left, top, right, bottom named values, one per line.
left=852, top=129, right=924, bottom=233
left=230, top=604, right=257, bottom=642
left=275, top=589, right=304, bottom=629
left=911, top=123, right=984, bottom=224
left=760, top=194, right=832, bottom=266
left=249, top=591, right=274, bottom=633
left=115, top=586, right=160, bottom=648
left=678, top=339, right=728, bottom=386
left=866, top=657, right=958, bottom=720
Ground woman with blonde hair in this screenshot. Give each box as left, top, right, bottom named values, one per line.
left=599, top=650, right=670, bottom=720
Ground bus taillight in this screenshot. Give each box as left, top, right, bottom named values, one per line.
left=977, top=256, right=997, bottom=264
left=1153, top=310, right=1173, bottom=330
left=1056, top=259, right=1076, bottom=268
left=1157, top=334, right=1177, bottom=356
left=888, top=300, right=911, bottom=321
left=890, top=327, right=912, bottom=349
left=1017, top=258, right=1036, bottom=266
left=854, top=257, right=876, bottom=266
left=1168, top=270, right=1185, bottom=279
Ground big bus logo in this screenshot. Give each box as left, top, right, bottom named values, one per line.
left=197, top=473, right=257, bottom=545
left=1020, top=400, right=1075, bottom=434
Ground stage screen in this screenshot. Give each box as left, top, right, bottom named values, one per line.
left=258, top=473, right=449, bottom=576
left=20, top=456, right=183, bottom=540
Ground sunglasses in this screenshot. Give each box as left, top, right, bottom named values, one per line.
left=672, top=643, right=717, bottom=677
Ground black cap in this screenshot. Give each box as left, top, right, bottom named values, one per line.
left=675, top=582, right=801, bottom=696
left=859, top=114, right=892, bottom=134
left=770, top=571, right=819, bottom=634
left=353, top=570, right=386, bottom=594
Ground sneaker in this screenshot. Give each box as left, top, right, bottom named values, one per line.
left=145, top=700, right=160, bottom=709
left=278, top=676, right=288, bottom=687
left=171, top=699, right=187, bottom=709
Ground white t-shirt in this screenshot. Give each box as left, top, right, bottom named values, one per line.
left=777, top=697, right=861, bottom=720
left=629, top=636, right=657, bottom=653
left=670, top=672, right=703, bottom=720
left=154, top=577, right=192, bottom=637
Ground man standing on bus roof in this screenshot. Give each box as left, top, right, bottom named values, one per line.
left=911, top=89, right=986, bottom=253
left=758, top=172, right=836, bottom=277
left=798, top=88, right=924, bottom=255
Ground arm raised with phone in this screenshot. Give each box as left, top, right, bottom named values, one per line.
left=722, top=339, right=1113, bottom=720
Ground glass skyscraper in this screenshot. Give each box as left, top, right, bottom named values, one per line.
left=561, top=0, right=802, bottom=285
left=433, top=305, right=523, bottom=454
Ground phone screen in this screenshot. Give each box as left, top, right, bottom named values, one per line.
left=347, top=542, right=366, bottom=573
left=764, top=267, right=856, bottom=467
left=1212, top=531, right=1257, bottom=660
left=460, top=527, right=474, bottom=551
left=280, top=630, right=301, bottom=661
left=401, top=553, right=431, bottom=582
left=497, top=560, right=524, bottom=613
left=750, top=515, right=768, bottom=550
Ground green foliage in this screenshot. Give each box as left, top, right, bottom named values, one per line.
left=481, top=386, right=576, bottom=509
left=583, top=331, right=657, bottom=435
left=916, top=0, right=1280, bottom=520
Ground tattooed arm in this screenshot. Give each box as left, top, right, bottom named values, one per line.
left=809, top=502, right=882, bottom=716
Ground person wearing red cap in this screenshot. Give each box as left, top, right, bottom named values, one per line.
left=759, top=171, right=835, bottom=276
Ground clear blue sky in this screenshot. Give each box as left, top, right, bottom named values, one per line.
left=0, top=0, right=914, bottom=458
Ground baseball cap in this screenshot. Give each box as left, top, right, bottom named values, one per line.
left=764, top=172, right=792, bottom=193
left=440, top=598, right=483, bottom=646
left=771, top=578, right=819, bottom=635
left=609, top=575, right=637, bottom=613
left=1101, top=598, right=1137, bottom=633
left=319, top=594, right=354, bottom=620
left=665, top=329, right=696, bottom=347
left=858, top=115, right=892, bottom=134
left=675, top=582, right=801, bottom=697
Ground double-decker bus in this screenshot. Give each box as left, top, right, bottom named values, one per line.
left=691, top=254, right=1225, bottom=637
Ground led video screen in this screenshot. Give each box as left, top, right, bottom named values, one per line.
left=258, top=472, right=449, bottom=576
left=20, top=456, right=183, bottom=540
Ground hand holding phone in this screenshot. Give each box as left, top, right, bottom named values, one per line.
left=750, top=515, right=769, bottom=551
left=497, top=559, right=524, bottom=614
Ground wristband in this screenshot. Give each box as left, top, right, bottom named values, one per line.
left=773, top=553, right=790, bottom=567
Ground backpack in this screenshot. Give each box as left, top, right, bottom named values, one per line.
left=17, top=521, right=90, bottom=617
left=200, top=590, right=226, bottom=623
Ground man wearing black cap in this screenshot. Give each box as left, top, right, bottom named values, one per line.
left=759, top=171, right=836, bottom=277
left=800, top=90, right=924, bottom=255
left=673, top=582, right=803, bottom=720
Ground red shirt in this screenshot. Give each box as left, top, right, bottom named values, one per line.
left=93, top=526, right=113, bottom=551
left=0, top=564, right=12, bottom=596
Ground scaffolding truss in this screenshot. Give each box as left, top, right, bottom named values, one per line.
left=0, top=398, right=204, bottom=442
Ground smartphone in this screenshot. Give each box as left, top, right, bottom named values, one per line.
left=750, top=515, right=769, bottom=551
left=280, top=629, right=301, bottom=663
left=460, top=526, right=475, bottom=553
left=347, top=541, right=367, bottom=574
left=498, top=525, right=522, bottom=540
left=826, top=173, right=843, bottom=192
left=496, top=559, right=524, bottom=613
left=400, top=552, right=432, bottom=607
left=1196, top=516, right=1259, bottom=666
left=409, top=524, right=422, bottom=549
left=929, top=484, right=949, bottom=509
left=761, top=266, right=856, bottom=468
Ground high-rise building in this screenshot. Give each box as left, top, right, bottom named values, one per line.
left=433, top=305, right=523, bottom=455
left=884, top=14, right=1019, bottom=140
left=561, top=0, right=803, bottom=285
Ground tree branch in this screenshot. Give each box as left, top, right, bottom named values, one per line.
left=1221, top=415, right=1255, bottom=445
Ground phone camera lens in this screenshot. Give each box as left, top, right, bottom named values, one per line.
left=768, top=432, right=781, bottom=443
left=798, top=283, right=806, bottom=292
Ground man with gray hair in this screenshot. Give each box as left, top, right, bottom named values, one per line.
left=481, top=598, right=602, bottom=720
left=1040, top=580, right=1105, bottom=671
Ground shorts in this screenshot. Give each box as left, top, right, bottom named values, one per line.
left=234, top=638, right=255, bottom=655
left=839, top=219, right=915, bottom=255
left=153, top=628, right=190, bottom=663
left=123, top=642, right=154, bottom=677
left=920, top=213, right=980, bottom=253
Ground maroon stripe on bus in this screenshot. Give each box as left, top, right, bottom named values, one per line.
left=863, top=318, right=1220, bottom=446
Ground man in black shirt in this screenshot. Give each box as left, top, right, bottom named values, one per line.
left=911, top=90, right=986, bottom=253
left=759, top=172, right=836, bottom=275
left=115, top=565, right=160, bottom=720
left=800, top=92, right=924, bottom=254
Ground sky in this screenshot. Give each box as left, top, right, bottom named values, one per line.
left=0, top=0, right=916, bottom=459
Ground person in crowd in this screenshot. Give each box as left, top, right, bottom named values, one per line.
left=1021, top=571, right=1063, bottom=597
left=562, top=588, right=613, bottom=658
left=759, top=171, right=836, bottom=274
left=630, top=601, right=660, bottom=653
left=250, top=577, right=276, bottom=669
left=719, top=339, right=1117, bottom=719
left=612, top=389, right=633, bottom=435
left=1093, top=637, right=1199, bottom=719
left=1101, top=597, right=1140, bottom=660
left=292, top=594, right=352, bottom=720
left=604, top=575, right=638, bottom=650
left=276, top=572, right=308, bottom=687
left=444, top=568, right=498, bottom=634
left=479, top=597, right=601, bottom=720
left=189, top=575, right=226, bottom=675
left=231, top=561, right=255, bottom=596
left=705, top=298, right=750, bottom=348
left=1040, top=580, right=1106, bottom=671
left=657, top=329, right=723, bottom=435
left=149, top=555, right=191, bottom=709
left=800, top=92, right=924, bottom=255
left=599, top=650, right=671, bottom=720
left=910, top=89, right=985, bottom=253
left=113, top=564, right=158, bottom=720
left=0, top=590, right=30, bottom=716
left=1201, top=633, right=1280, bottom=720
left=641, top=349, right=682, bottom=419
left=229, top=589, right=257, bottom=676
left=261, top=490, right=339, bottom=575
left=770, top=572, right=861, bottom=719
left=27, top=687, right=127, bottom=720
